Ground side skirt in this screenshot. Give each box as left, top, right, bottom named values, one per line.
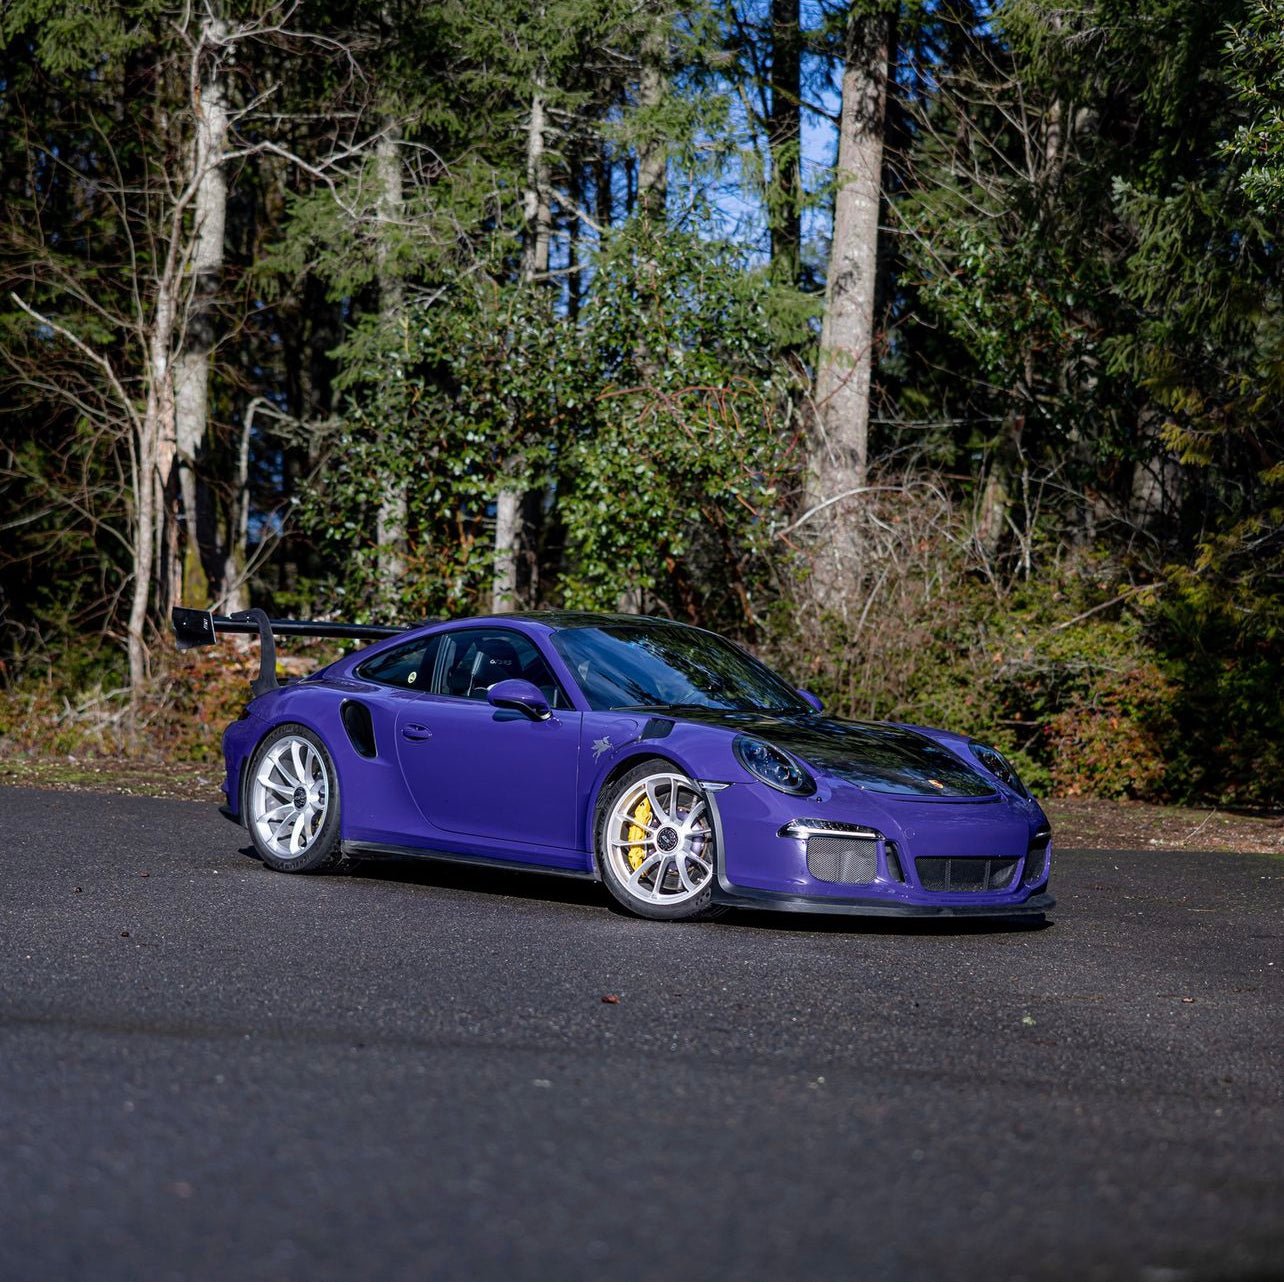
left=340, top=840, right=599, bottom=881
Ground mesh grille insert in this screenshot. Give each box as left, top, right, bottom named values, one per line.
left=807, top=836, right=879, bottom=884
left=915, top=856, right=1019, bottom=893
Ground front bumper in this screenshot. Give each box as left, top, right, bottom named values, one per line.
left=706, top=781, right=1054, bottom=918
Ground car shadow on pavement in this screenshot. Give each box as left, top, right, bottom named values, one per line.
left=238, top=843, right=609, bottom=910
left=237, top=843, right=1053, bottom=934
left=718, top=906, right=1053, bottom=937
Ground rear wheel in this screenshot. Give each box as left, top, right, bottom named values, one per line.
left=597, top=759, right=721, bottom=921
left=246, top=724, right=346, bottom=873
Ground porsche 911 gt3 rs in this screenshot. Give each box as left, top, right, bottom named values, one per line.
left=173, top=606, right=1053, bottom=922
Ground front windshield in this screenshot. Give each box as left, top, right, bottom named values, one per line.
left=551, top=622, right=809, bottom=714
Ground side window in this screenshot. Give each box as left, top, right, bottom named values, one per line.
left=355, top=634, right=442, bottom=690
left=434, top=629, right=567, bottom=707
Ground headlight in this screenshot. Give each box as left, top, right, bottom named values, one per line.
left=733, top=735, right=816, bottom=796
left=970, top=743, right=1030, bottom=797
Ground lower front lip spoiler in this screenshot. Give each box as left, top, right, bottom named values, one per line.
left=712, top=883, right=1056, bottom=919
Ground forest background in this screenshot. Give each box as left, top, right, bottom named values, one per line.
left=1, top=0, right=1282, bottom=808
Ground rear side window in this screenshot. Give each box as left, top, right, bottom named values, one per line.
left=355, top=634, right=442, bottom=689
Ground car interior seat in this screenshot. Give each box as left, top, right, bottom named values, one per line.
left=463, top=636, right=521, bottom=698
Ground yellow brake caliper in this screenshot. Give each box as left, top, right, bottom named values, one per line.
left=627, top=796, right=653, bottom=871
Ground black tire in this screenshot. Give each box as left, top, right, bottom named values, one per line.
left=596, top=757, right=723, bottom=921
left=244, top=723, right=347, bottom=874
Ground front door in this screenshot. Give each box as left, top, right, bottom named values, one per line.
left=393, top=627, right=583, bottom=855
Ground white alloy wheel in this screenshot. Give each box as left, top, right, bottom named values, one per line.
left=246, top=724, right=345, bottom=873
left=600, top=763, right=718, bottom=919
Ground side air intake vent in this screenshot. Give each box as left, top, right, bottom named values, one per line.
left=341, top=700, right=376, bottom=758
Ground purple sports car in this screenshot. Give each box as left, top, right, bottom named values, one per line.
left=173, top=607, right=1053, bottom=921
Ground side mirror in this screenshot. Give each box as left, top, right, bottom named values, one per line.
left=798, top=689, right=824, bottom=714
left=487, top=677, right=552, bottom=721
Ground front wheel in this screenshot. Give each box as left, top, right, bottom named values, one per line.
left=597, top=759, right=721, bottom=921
left=245, top=723, right=346, bottom=873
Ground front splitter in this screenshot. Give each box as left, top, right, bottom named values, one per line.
left=713, top=881, right=1055, bottom=919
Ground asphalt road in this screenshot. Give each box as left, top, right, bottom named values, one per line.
left=1, top=786, right=1281, bottom=1281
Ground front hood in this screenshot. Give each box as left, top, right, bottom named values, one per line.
left=649, top=708, right=997, bottom=799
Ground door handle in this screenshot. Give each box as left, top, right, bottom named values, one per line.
left=401, top=723, right=433, bottom=742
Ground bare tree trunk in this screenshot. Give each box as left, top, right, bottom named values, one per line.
left=151, top=266, right=181, bottom=623
left=1129, top=406, right=1183, bottom=536
left=494, top=88, right=552, bottom=613
left=975, top=407, right=1024, bottom=559
left=492, top=491, right=521, bottom=612
left=637, top=14, right=668, bottom=222
left=220, top=397, right=256, bottom=614
left=1130, top=451, right=1183, bottom=533
left=135, top=243, right=182, bottom=701
left=128, top=389, right=163, bottom=699
left=809, top=10, right=891, bottom=517
left=595, top=137, right=612, bottom=230
left=768, top=0, right=802, bottom=287
left=172, top=14, right=230, bottom=610
left=521, top=91, right=552, bottom=282
left=375, top=122, right=408, bottom=593
left=614, top=12, right=671, bottom=615
left=975, top=90, right=1065, bottom=559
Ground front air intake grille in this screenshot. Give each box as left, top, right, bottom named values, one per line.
left=807, top=835, right=879, bottom=885
left=915, top=856, right=1019, bottom=893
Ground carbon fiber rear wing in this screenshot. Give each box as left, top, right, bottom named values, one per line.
left=171, top=606, right=403, bottom=697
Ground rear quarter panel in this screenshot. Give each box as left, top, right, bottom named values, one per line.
left=236, top=680, right=427, bottom=846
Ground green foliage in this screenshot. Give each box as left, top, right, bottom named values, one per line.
left=771, top=527, right=1195, bottom=802
left=292, top=289, right=534, bottom=621
left=1153, top=470, right=1284, bottom=803
left=0, top=0, right=153, bottom=72
left=1224, top=0, right=1284, bottom=211
left=3, top=0, right=1284, bottom=808
left=296, top=221, right=794, bottom=628
left=557, top=224, right=793, bottom=615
